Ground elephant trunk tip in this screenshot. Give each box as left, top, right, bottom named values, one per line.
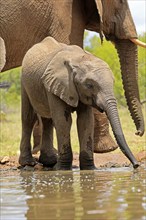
left=135, top=129, right=144, bottom=137
left=133, top=162, right=140, bottom=169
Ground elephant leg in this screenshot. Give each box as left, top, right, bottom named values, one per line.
left=32, top=107, right=118, bottom=155
left=93, top=109, right=118, bottom=153
left=19, top=87, right=37, bottom=166
left=39, top=117, right=57, bottom=167
left=32, top=117, right=42, bottom=154
left=48, top=94, right=73, bottom=170
left=77, top=103, right=96, bottom=170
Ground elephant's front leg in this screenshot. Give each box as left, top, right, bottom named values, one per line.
left=77, top=103, right=96, bottom=170
left=48, top=94, right=73, bottom=170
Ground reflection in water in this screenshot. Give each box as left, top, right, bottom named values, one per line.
left=0, top=168, right=146, bottom=220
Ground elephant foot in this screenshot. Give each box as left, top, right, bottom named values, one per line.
left=19, top=154, right=37, bottom=166
left=39, top=152, right=58, bottom=167
left=53, top=155, right=73, bottom=170
left=52, top=151, right=73, bottom=170
left=80, top=165, right=97, bottom=170
left=53, top=162, right=72, bottom=170
left=93, top=109, right=118, bottom=153
left=79, top=151, right=96, bottom=170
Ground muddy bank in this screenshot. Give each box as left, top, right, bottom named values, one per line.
left=0, top=151, right=145, bottom=171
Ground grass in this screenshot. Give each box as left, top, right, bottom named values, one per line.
left=0, top=107, right=21, bottom=156
left=0, top=105, right=145, bottom=157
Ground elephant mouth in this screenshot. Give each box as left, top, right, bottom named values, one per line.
left=92, top=99, right=104, bottom=113
left=95, top=106, right=104, bottom=113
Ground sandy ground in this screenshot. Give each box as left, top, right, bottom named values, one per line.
left=0, top=150, right=145, bottom=171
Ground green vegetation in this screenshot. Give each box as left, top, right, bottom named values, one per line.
left=0, top=108, right=21, bottom=156
left=0, top=68, right=21, bottom=108
left=0, top=33, right=145, bottom=156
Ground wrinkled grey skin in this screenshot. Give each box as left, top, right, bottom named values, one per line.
left=19, top=37, right=139, bottom=170
left=0, top=0, right=144, bottom=154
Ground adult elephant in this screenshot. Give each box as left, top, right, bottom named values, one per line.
left=0, top=0, right=145, bottom=153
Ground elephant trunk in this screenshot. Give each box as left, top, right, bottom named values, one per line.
left=114, top=39, right=144, bottom=136
left=104, top=97, right=139, bottom=169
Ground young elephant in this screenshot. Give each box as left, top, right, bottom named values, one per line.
left=19, top=37, right=139, bottom=170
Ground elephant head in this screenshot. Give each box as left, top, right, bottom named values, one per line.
left=84, top=0, right=145, bottom=136
left=42, top=47, right=139, bottom=168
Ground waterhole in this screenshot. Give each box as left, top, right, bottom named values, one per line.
left=0, top=168, right=146, bottom=220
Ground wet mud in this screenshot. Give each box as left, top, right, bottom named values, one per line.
left=0, top=151, right=145, bottom=171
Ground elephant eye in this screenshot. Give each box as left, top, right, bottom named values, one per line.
left=86, top=83, right=93, bottom=90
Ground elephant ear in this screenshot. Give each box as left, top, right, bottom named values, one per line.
left=41, top=51, right=79, bottom=107
left=84, top=0, right=103, bottom=33
left=85, top=0, right=137, bottom=39
left=100, top=0, right=137, bottom=39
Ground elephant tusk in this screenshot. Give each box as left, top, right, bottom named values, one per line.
left=130, top=38, right=146, bottom=48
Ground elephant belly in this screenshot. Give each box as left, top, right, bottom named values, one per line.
left=28, top=90, right=51, bottom=119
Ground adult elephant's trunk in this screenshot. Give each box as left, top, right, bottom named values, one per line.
left=104, top=98, right=139, bottom=169
left=114, top=39, right=144, bottom=136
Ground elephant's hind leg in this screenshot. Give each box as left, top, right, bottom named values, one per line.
left=93, top=109, right=118, bottom=153
left=19, top=87, right=37, bottom=166
left=32, top=117, right=42, bottom=155
left=39, top=117, right=57, bottom=167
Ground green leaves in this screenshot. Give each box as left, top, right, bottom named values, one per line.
left=0, top=68, right=21, bottom=108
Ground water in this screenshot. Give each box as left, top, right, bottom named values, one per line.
left=0, top=168, right=146, bottom=220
